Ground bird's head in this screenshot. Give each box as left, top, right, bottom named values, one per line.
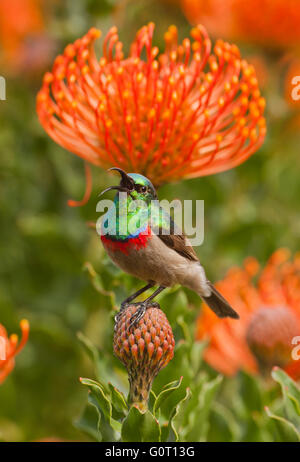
left=99, top=168, right=158, bottom=205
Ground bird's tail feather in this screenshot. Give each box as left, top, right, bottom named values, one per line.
left=201, top=281, right=239, bottom=319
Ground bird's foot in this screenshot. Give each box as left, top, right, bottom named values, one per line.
left=127, top=302, right=148, bottom=331
left=127, top=301, right=161, bottom=331
left=114, top=301, right=131, bottom=322
left=147, top=301, right=160, bottom=309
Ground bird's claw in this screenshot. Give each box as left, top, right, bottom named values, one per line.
left=128, top=302, right=148, bottom=331
left=115, top=301, right=161, bottom=327
left=114, top=302, right=130, bottom=322
left=146, top=301, right=160, bottom=309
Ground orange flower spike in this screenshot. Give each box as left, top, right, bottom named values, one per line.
left=196, top=250, right=300, bottom=380
left=37, top=24, right=266, bottom=191
left=0, top=319, right=29, bottom=384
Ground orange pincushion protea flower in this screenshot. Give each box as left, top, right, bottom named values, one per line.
left=181, top=0, right=300, bottom=49
left=0, top=0, right=45, bottom=72
left=37, top=23, right=266, bottom=202
left=232, top=0, right=300, bottom=49
left=284, top=58, right=300, bottom=109
left=0, top=319, right=29, bottom=384
left=181, top=0, right=235, bottom=41
left=196, top=249, right=300, bottom=379
left=114, top=303, right=175, bottom=410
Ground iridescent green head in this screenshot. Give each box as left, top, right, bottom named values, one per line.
left=100, top=168, right=158, bottom=204
left=126, top=173, right=157, bottom=202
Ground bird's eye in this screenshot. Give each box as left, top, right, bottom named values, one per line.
left=136, top=185, right=147, bottom=193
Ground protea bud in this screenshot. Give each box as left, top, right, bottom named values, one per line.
left=113, top=303, right=175, bottom=411
left=246, top=306, right=300, bottom=371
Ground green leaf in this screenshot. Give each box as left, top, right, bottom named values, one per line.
left=176, top=315, right=192, bottom=344
left=265, top=406, right=300, bottom=442
left=80, top=377, right=121, bottom=433
left=185, top=375, right=223, bottom=441
left=83, top=261, right=116, bottom=308
left=149, top=389, right=157, bottom=412
left=77, top=332, right=108, bottom=385
left=160, top=289, right=189, bottom=326
left=169, top=387, right=192, bottom=442
left=271, top=367, right=300, bottom=416
left=75, top=402, right=102, bottom=442
left=77, top=332, right=121, bottom=387
left=208, top=402, right=240, bottom=442
left=121, top=406, right=161, bottom=442
left=153, top=377, right=183, bottom=416
left=108, top=382, right=128, bottom=416
left=239, top=370, right=264, bottom=413
left=189, top=341, right=207, bottom=376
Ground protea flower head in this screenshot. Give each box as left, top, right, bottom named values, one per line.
left=246, top=306, right=300, bottom=370
left=0, top=319, right=29, bottom=384
left=181, top=0, right=300, bottom=49
left=113, top=303, right=175, bottom=411
left=0, top=0, right=51, bottom=74
left=196, top=249, right=300, bottom=379
left=37, top=23, right=266, bottom=204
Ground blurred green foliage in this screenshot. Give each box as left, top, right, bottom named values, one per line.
left=0, top=0, right=300, bottom=441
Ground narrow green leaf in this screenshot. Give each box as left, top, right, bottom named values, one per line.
left=108, top=382, right=128, bottom=415
left=74, top=402, right=102, bottom=442
left=121, top=406, right=161, bottom=442
left=169, top=387, right=192, bottom=442
left=153, top=377, right=183, bottom=416
left=149, top=389, right=157, bottom=412
left=80, top=377, right=121, bottom=433
left=208, top=402, right=240, bottom=442
left=239, top=370, right=264, bottom=413
left=77, top=331, right=99, bottom=361
left=271, top=367, right=300, bottom=416
left=265, top=406, right=300, bottom=442
left=190, top=341, right=207, bottom=376
left=83, top=261, right=116, bottom=307
left=176, top=316, right=192, bottom=344
left=185, top=375, right=223, bottom=441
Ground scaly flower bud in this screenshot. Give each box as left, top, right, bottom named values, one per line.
left=113, top=304, right=175, bottom=411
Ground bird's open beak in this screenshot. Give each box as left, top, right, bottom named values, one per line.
left=98, top=167, right=135, bottom=198
left=108, top=167, right=135, bottom=190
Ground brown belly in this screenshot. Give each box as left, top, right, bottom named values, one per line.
left=102, top=236, right=177, bottom=287
left=101, top=233, right=208, bottom=296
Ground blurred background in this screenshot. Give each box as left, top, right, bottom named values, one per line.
left=0, top=0, right=300, bottom=441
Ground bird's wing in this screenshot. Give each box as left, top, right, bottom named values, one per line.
left=153, top=207, right=239, bottom=319
left=158, top=233, right=199, bottom=261
left=153, top=206, right=199, bottom=262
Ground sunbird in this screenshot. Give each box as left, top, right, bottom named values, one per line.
left=100, top=168, right=239, bottom=327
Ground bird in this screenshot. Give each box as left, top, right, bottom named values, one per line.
left=99, top=167, right=239, bottom=327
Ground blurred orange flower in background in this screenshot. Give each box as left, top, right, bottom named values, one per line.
left=0, top=0, right=53, bottom=74
left=181, top=0, right=235, bottom=41
left=37, top=23, right=266, bottom=203
left=0, top=319, right=29, bottom=384
left=197, top=249, right=300, bottom=380
left=181, top=0, right=300, bottom=49
left=284, top=58, right=300, bottom=109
